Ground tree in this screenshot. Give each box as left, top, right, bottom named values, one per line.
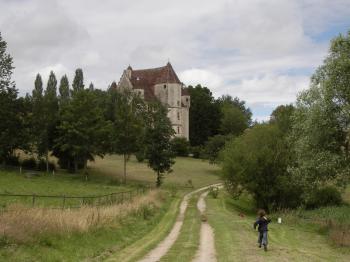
left=72, top=68, right=84, bottom=93
left=109, top=89, right=145, bottom=184
left=54, top=90, right=110, bottom=177
left=144, top=102, right=175, bottom=187
left=171, top=137, right=190, bottom=157
left=203, top=134, right=229, bottom=164
left=222, top=124, right=302, bottom=210
left=188, top=85, right=221, bottom=146
left=217, top=95, right=252, bottom=125
left=31, top=74, right=46, bottom=158
left=0, top=32, right=26, bottom=162
left=59, top=75, right=70, bottom=103
left=42, top=71, right=59, bottom=172
left=220, top=104, right=249, bottom=136
left=270, top=104, right=295, bottom=134
left=290, top=31, right=350, bottom=194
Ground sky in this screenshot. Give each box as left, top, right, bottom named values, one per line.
left=0, top=0, right=349, bottom=121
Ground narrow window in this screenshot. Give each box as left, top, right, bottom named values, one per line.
left=177, top=126, right=180, bottom=134
left=164, top=84, right=166, bottom=89
left=177, top=101, right=180, bottom=106
left=186, top=98, right=189, bottom=102
left=177, top=112, right=180, bottom=120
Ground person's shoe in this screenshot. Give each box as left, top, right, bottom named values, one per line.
left=264, top=245, right=267, bottom=252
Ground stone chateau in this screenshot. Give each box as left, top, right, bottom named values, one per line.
left=117, top=62, right=190, bottom=140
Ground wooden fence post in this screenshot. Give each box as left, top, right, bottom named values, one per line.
left=62, top=195, right=66, bottom=209
left=32, top=194, right=36, bottom=207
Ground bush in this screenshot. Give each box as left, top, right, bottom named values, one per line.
left=37, top=159, right=56, bottom=172
left=21, top=157, right=37, bottom=170
left=306, top=186, right=342, bottom=209
left=209, top=186, right=219, bottom=198
left=171, top=137, right=190, bottom=157
left=4, top=154, right=20, bottom=166
left=190, top=146, right=203, bottom=158
left=203, top=135, right=228, bottom=164
left=135, top=150, right=145, bottom=162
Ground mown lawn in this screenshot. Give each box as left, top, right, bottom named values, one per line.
left=206, top=191, right=350, bottom=262
left=89, top=155, right=221, bottom=189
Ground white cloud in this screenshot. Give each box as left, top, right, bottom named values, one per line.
left=179, top=69, right=223, bottom=91
left=0, top=0, right=349, bottom=117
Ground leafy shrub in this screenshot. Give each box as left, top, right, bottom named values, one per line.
left=171, top=137, right=190, bottom=157
left=190, top=146, right=203, bottom=158
left=21, top=157, right=37, bottom=170
left=203, top=135, right=228, bottom=164
left=37, top=159, right=56, bottom=171
left=306, top=186, right=342, bottom=209
left=4, top=154, right=20, bottom=166
left=209, top=186, right=219, bottom=198
left=135, top=150, right=145, bottom=162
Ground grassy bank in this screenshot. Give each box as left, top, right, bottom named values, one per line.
left=0, top=190, right=172, bottom=261
left=90, top=155, right=221, bottom=189
left=206, top=191, right=350, bottom=262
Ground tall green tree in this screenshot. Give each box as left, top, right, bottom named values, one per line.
left=31, top=74, right=46, bottom=157
left=109, top=89, right=145, bottom=184
left=270, top=104, right=295, bottom=134
left=144, top=102, right=175, bottom=187
left=54, top=90, right=110, bottom=177
left=291, top=31, right=350, bottom=193
left=222, top=124, right=301, bottom=210
left=59, top=75, right=70, bottom=103
left=220, top=103, right=248, bottom=136
left=42, top=71, right=59, bottom=171
left=188, top=85, right=221, bottom=146
left=217, top=95, right=252, bottom=125
left=72, top=68, right=84, bottom=93
left=0, top=32, right=25, bottom=162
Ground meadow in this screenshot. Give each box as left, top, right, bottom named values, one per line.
left=0, top=155, right=221, bottom=261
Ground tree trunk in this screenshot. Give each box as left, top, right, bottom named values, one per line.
left=123, top=154, right=127, bottom=184
left=46, top=150, right=49, bottom=173
left=84, top=159, right=88, bottom=181
left=74, top=157, right=78, bottom=173
left=156, top=171, right=161, bottom=188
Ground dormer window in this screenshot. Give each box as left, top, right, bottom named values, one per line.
left=136, top=77, right=140, bottom=81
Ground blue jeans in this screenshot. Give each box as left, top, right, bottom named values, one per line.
left=258, top=231, right=268, bottom=246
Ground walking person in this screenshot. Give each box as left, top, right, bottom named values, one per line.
left=253, top=209, right=271, bottom=251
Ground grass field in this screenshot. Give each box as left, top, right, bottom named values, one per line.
left=0, top=170, right=134, bottom=208
left=90, top=155, right=221, bottom=188
left=0, top=191, right=173, bottom=261
left=206, top=191, right=350, bottom=262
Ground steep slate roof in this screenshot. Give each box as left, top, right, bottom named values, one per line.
left=128, top=62, right=182, bottom=100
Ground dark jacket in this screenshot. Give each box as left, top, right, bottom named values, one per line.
left=254, top=217, right=271, bottom=232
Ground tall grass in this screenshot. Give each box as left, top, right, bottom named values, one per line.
left=0, top=190, right=165, bottom=243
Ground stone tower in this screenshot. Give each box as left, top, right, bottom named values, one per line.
left=117, top=62, right=190, bottom=140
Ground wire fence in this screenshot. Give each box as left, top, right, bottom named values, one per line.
left=0, top=164, right=151, bottom=211
left=0, top=187, right=149, bottom=210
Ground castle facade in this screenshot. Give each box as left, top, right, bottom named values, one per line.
left=117, top=62, right=190, bottom=140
